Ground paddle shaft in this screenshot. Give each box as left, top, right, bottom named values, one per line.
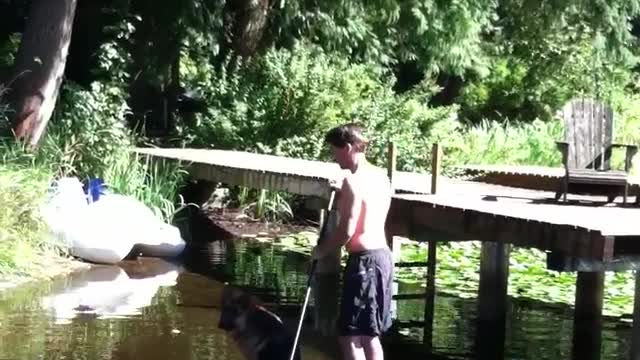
left=289, top=190, right=337, bottom=360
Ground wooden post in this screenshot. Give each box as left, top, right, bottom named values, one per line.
left=631, top=270, right=640, bottom=360
left=312, top=193, right=341, bottom=337
left=386, top=141, right=399, bottom=321
left=423, top=143, right=441, bottom=348
left=386, top=141, right=397, bottom=251
left=387, top=141, right=397, bottom=189
left=425, top=142, right=441, bottom=347
left=423, top=238, right=437, bottom=349
left=572, top=271, right=604, bottom=360
left=431, top=143, right=441, bottom=194
left=475, top=242, right=511, bottom=360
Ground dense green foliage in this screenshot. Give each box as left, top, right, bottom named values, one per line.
left=181, top=42, right=458, bottom=171
left=0, top=129, right=185, bottom=278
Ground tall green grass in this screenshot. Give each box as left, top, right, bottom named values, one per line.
left=0, top=78, right=190, bottom=278
left=443, top=111, right=640, bottom=176
left=0, top=156, right=65, bottom=278
left=448, top=118, right=563, bottom=167
left=101, top=149, right=188, bottom=223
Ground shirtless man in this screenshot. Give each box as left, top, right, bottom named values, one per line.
left=311, top=122, right=394, bottom=360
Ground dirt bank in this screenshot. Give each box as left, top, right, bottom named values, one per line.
left=185, top=205, right=319, bottom=243
left=0, top=255, right=91, bottom=293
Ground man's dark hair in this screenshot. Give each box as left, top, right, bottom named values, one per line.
left=324, top=122, right=368, bottom=151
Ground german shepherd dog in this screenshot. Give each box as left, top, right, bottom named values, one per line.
left=218, top=284, right=302, bottom=360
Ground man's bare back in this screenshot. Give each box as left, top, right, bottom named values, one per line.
left=339, top=163, right=392, bottom=254
left=314, top=122, right=394, bottom=360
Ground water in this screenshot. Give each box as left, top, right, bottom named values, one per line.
left=0, top=239, right=635, bottom=360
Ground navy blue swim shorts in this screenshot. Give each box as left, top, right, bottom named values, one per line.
left=338, top=247, right=394, bottom=337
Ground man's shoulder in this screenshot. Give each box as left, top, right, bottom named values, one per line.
left=343, top=165, right=392, bottom=191
left=340, top=173, right=357, bottom=195
left=362, top=164, right=391, bottom=185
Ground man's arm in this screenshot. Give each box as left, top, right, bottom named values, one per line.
left=312, top=177, right=361, bottom=259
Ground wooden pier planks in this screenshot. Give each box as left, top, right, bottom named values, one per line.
left=391, top=193, right=619, bottom=260
left=135, top=147, right=640, bottom=259
left=135, top=147, right=346, bottom=199
left=458, top=164, right=640, bottom=195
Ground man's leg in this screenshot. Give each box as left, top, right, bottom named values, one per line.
left=338, top=254, right=367, bottom=360
left=360, top=249, right=392, bottom=360
left=361, top=336, right=384, bottom=360
left=339, top=336, right=366, bottom=360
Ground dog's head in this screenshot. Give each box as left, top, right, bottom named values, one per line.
left=218, top=283, right=257, bottom=332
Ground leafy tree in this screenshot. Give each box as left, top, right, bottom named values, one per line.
left=457, top=0, right=640, bottom=123
left=273, top=0, right=498, bottom=76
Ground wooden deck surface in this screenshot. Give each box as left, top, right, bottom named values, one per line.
left=458, top=164, right=640, bottom=196
left=135, top=147, right=640, bottom=259
left=134, top=147, right=475, bottom=195
left=136, top=148, right=345, bottom=184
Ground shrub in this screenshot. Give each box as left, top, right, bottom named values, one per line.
left=183, top=41, right=459, bottom=173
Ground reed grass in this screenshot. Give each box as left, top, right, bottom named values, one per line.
left=101, top=150, right=188, bottom=222
left=0, top=162, right=65, bottom=277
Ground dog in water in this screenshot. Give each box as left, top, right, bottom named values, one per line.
left=218, top=284, right=302, bottom=360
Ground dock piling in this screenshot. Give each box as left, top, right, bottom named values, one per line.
left=632, top=271, right=640, bottom=360
left=475, top=241, right=511, bottom=360
left=572, top=271, right=604, bottom=360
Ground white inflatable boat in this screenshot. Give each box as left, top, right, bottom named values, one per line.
left=41, top=177, right=186, bottom=264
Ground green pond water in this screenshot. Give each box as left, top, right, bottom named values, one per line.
left=0, top=238, right=635, bottom=360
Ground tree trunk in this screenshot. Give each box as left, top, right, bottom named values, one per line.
left=224, top=0, right=271, bottom=57
left=10, top=0, right=78, bottom=149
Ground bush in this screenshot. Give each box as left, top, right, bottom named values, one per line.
left=42, top=81, right=187, bottom=222
left=46, top=81, right=132, bottom=179
left=183, top=41, right=459, bottom=173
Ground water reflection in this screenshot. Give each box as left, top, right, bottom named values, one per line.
left=0, top=238, right=637, bottom=360
left=41, top=260, right=182, bottom=324
left=389, top=282, right=634, bottom=360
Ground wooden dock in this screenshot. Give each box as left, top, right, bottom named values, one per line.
left=136, top=147, right=640, bottom=260
left=135, top=147, right=640, bottom=360
left=458, top=164, right=640, bottom=197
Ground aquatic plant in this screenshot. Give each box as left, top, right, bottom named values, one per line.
left=397, top=240, right=637, bottom=318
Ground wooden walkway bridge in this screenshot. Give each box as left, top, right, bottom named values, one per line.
left=135, top=146, right=640, bottom=360
left=136, top=147, right=640, bottom=260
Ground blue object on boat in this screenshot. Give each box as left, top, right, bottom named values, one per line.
left=86, top=178, right=107, bottom=203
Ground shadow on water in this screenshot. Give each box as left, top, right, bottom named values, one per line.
left=0, top=237, right=635, bottom=360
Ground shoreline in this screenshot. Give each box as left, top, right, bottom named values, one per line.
left=0, top=255, right=92, bottom=293
left=0, top=207, right=312, bottom=293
